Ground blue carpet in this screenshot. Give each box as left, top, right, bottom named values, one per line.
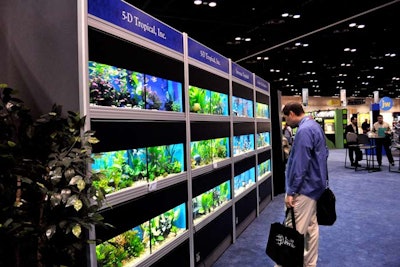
left=212, top=149, right=400, bottom=267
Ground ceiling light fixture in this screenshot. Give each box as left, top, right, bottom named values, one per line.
left=194, top=0, right=202, bottom=5
left=208, top=1, right=217, bottom=7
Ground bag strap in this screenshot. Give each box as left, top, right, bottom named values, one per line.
left=285, top=208, right=297, bottom=231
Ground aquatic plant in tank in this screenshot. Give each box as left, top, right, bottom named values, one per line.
left=141, top=74, right=183, bottom=111
left=258, top=159, right=271, bottom=178
left=210, top=137, right=230, bottom=162
left=145, top=203, right=186, bottom=253
left=257, top=132, right=270, bottom=148
left=88, top=61, right=144, bottom=108
left=190, top=139, right=212, bottom=168
left=189, top=85, right=211, bottom=114
left=91, top=148, right=147, bottom=194
left=234, top=167, right=256, bottom=196
left=210, top=91, right=229, bottom=115
left=146, top=143, right=184, bottom=182
left=233, top=134, right=255, bottom=156
left=192, top=181, right=231, bottom=222
left=96, top=203, right=186, bottom=266
left=256, top=102, right=269, bottom=118
left=96, top=225, right=148, bottom=267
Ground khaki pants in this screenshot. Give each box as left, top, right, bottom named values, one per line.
left=275, top=194, right=319, bottom=267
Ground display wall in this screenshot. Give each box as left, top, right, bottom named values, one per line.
left=1, top=1, right=273, bottom=266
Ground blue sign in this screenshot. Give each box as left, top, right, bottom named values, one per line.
left=188, top=38, right=229, bottom=74
left=380, top=96, right=393, bottom=111
left=255, top=75, right=269, bottom=92
left=231, top=62, right=253, bottom=85
left=88, top=0, right=183, bottom=53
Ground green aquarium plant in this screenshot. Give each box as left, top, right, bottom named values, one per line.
left=189, top=86, right=209, bottom=113
left=0, top=84, right=109, bottom=267
left=96, top=229, right=145, bottom=267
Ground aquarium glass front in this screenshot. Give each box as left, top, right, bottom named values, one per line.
left=234, top=167, right=256, bottom=196
left=91, top=148, right=147, bottom=195
left=88, top=61, right=183, bottom=112
left=146, top=143, right=185, bottom=182
left=89, top=61, right=144, bottom=108
left=96, top=203, right=186, bottom=266
left=210, top=91, right=229, bottom=116
left=233, top=134, right=255, bottom=156
left=142, top=74, right=183, bottom=112
left=210, top=137, right=230, bottom=162
left=256, top=102, right=270, bottom=118
left=257, top=132, right=270, bottom=148
left=232, top=96, right=254, bottom=117
left=192, top=180, right=231, bottom=224
left=257, top=159, right=271, bottom=179
left=190, top=139, right=212, bottom=168
left=189, top=85, right=211, bottom=114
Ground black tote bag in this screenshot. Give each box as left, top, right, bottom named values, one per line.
left=266, top=208, right=304, bottom=267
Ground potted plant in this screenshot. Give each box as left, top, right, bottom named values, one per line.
left=0, top=84, right=108, bottom=266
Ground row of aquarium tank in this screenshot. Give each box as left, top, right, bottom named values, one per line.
left=96, top=157, right=271, bottom=267
left=91, top=133, right=270, bottom=195
left=88, top=61, right=269, bottom=119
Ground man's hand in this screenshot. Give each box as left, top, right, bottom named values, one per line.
left=285, top=194, right=294, bottom=208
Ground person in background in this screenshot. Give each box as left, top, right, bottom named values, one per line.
left=361, top=118, right=370, bottom=134
left=280, top=102, right=328, bottom=267
left=372, top=114, right=394, bottom=167
left=283, top=123, right=293, bottom=145
left=345, top=116, right=362, bottom=167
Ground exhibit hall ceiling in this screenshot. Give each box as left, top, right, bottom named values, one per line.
left=127, top=0, right=400, bottom=98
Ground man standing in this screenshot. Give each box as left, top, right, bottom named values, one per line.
left=361, top=118, right=370, bottom=134
left=345, top=116, right=362, bottom=167
left=372, top=114, right=394, bottom=166
left=280, top=102, right=328, bottom=267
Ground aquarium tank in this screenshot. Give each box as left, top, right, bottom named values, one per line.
left=189, top=85, right=211, bottom=114
left=190, top=139, right=212, bottom=168
left=233, top=134, right=255, bottom=156
left=89, top=61, right=144, bottom=108
left=142, top=74, right=183, bottom=112
left=210, top=91, right=229, bottom=116
left=96, top=203, right=186, bottom=267
left=146, top=143, right=184, bottom=181
left=256, top=102, right=269, bottom=118
left=91, top=148, right=147, bottom=195
left=234, top=167, right=256, bottom=196
left=257, top=132, right=270, bottom=148
left=192, top=181, right=231, bottom=223
left=89, top=61, right=183, bottom=112
left=232, top=96, right=254, bottom=117
left=257, top=159, right=271, bottom=179
left=210, top=137, right=230, bottom=162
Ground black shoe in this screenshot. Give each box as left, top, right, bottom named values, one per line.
left=351, top=162, right=355, bottom=167
left=390, top=162, right=395, bottom=166
left=355, top=163, right=362, bottom=167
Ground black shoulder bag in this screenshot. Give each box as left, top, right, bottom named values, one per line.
left=317, top=172, right=336, bottom=226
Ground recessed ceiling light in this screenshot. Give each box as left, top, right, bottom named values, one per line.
left=235, top=37, right=241, bottom=41
left=349, top=23, right=357, bottom=27
left=208, top=1, right=217, bottom=7
left=282, top=13, right=289, bottom=17
left=244, top=38, right=251, bottom=41
left=194, top=0, right=202, bottom=5
left=293, top=14, right=301, bottom=19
